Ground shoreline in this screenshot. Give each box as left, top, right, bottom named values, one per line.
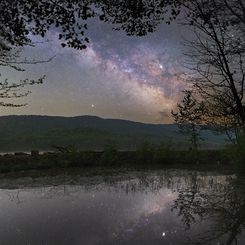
left=0, top=149, right=234, bottom=174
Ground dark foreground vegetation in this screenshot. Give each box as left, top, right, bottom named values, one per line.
left=0, top=144, right=242, bottom=175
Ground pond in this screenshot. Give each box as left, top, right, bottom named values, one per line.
left=0, top=168, right=244, bottom=245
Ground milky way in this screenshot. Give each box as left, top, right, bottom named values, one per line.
left=85, top=41, right=186, bottom=122
left=0, top=21, right=187, bottom=123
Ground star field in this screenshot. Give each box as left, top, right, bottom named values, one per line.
left=0, top=20, right=188, bottom=124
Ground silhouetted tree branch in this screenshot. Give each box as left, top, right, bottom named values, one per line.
left=0, top=0, right=179, bottom=51
left=172, top=0, right=245, bottom=143
left=0, top=46, right=52, bottom=107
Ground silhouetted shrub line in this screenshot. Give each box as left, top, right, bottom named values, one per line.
left=0, top=147, right=235, bottom=174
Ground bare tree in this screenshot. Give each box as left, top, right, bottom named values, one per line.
left=172, top=0, right=245, bottom=144
left=223, top=0, right=245, bottom=28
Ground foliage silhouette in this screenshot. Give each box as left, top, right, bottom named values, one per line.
left=0, top=0, right=180, bottom=51
left=172, top=173, right=245, bottom=245
left=172, top=90, right=204, bottom=150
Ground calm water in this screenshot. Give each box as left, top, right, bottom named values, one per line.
left=0, top=168, right=244, bottom=245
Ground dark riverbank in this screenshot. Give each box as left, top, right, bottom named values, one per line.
left=0, top=149, right=234, bottom=174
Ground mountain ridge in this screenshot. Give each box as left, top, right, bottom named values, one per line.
left=0, top=115, right=227, bottom=151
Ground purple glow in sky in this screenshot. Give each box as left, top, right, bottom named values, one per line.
left=0, top=20, right=188, bottom=124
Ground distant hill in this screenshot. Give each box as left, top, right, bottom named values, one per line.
left=0, top=115, right=228, bottom=152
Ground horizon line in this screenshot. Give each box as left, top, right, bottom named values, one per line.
left=0, top=114, right=174, bottom=125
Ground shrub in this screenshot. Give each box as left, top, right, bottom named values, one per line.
left=100, top=143, right=118, bottom=165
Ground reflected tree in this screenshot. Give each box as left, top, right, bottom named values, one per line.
left=171, top=172, right=205, bottom=229
left=172, top=174, right=245, bottom=245
left=2, top=167, right=244, bottom=245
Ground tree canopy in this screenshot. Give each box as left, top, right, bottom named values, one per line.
left=1, top=0, right=244, bottom=50
left=0, top=0, right=180, bottom=50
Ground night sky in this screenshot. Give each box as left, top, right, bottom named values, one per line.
left=1, top=19, right=189, bottom=124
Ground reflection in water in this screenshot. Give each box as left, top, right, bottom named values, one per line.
left=0, top=169, right=244, bottom=245
left=172, top=173, right=245, bottom=245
